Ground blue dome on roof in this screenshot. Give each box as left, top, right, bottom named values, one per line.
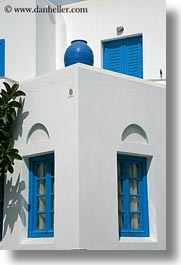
left=64, top=40, right=94, bottom=67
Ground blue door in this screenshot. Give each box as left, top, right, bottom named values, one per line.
left=103, top=35, right=143, bottom=78
left=0, top=39, right=5, bottom=77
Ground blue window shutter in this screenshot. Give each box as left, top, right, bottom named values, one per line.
left=28, top=153, right=54, bottom=238
left=124, top=36, right=143, bottom=78
left=0, top=39, right=5, bottom=77
left=117, top=155, right=149, bottom=237
left=103, top=40, right=124, bottom=73
left=0, top=176, right=4, bottom=241
left=103, top=35, right=143, bottom=78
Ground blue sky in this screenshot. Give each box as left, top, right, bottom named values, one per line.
left=50, top=0, right=86, bottom=5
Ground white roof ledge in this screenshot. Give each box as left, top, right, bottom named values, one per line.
left=0, top=76, right=18, bottom=84
left=17, top=63, right=166, bottom=88
left=71, top=63, right=166, bottom=88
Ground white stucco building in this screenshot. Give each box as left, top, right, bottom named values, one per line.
left=0, top=0, right=166, bottom=250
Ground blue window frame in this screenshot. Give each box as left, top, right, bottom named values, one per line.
left=103, top=35, right=143, bottom=78
left=117, top=155, right=149, bottom=237
left=0, top=39, right=5, bottom=77
left=28, top=153, right=54, bottom=238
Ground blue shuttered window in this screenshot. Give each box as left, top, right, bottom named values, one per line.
left=28, top=154, right=54, bottom=238
left=103, top=35, right=143, bottom=78
left=0, top=39, right=5, bottom=77
left=117, top=155, right=149, bottom=237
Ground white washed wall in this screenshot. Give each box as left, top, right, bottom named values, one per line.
left=0, top=66, right=80, bottom=250
left=63, top=0, right=166, bottom=80
left=78, top=65, right=166, bottom=250
left=0, top=0, right=37, bottom=81
left=0, top=0, right=166, bottom=81
left=0, top=64, right=166, bottom=250
left=0, top=0, right=66, bottom=81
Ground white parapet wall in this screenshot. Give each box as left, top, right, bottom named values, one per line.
left=0, top=64, right=166, bottom=250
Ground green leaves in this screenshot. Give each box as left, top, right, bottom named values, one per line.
left=0, top=98, right=4, bottom=106
left=0, top=82, right=26, bottom=103
left=2, top=82, right=11, bottom=94
left=0, top=128, right=9, bottom=137
left=0, top=82, right=25, bottom=177
left=8, top=101, right=22, bottom=108
left=13, top=90, right=26, bottom=98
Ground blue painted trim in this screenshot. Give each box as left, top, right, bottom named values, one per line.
left=0, top=39, right=5, bottom=77
left=103, top=35, right=143, bottom=78
left=117, top=154, right=149, bottom=237
left=28, top=153, right=54, bottom=238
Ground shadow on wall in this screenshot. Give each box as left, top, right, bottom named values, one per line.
left=121, top=124, right=149, bottom=145
left=12, top=98, right=29, bottom=141
left=3, top=175, right=28, bottom=238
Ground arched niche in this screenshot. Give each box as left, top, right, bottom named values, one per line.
left=26, top=123, right=50, bottom=144
left=121, top=124, right=149, bottom=145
